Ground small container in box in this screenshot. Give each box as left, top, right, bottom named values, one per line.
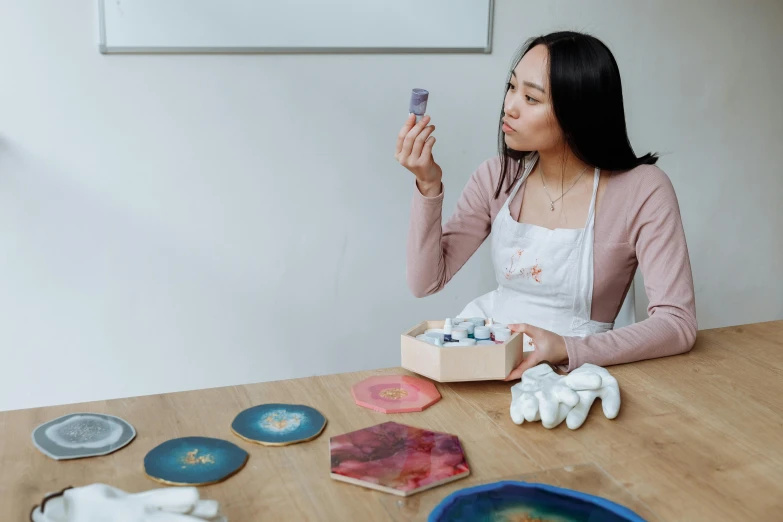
left=401, top=320, right=527, bottom=382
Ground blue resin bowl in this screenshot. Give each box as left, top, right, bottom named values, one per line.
left=144, top=436, right=248, bottom=486
left=231, top=403, right=326, bottom=446
left=429, top=480, right=647, bottom=522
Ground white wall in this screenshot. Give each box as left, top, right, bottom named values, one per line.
left=1, top=0, right=781, bottom=411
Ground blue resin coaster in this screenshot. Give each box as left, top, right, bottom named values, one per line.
left=231, top=403, right=327, bottom=446
left=144, top=436, right=248, bottom=486
left=428, top=480, right=647, bottom=522
left=32, top=412, right=136, bottom=461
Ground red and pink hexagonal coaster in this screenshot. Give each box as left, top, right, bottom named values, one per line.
left=351, top=375, right=441, bottom=414
left=329, top=421, right=470, bottom=496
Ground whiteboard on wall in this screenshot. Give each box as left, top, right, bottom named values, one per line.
left=98, top=0, right=494, bottom=54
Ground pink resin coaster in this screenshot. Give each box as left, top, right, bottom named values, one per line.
left=351, top=375, right=441, bottom=414
left=329, top=421, right=470, bottom=496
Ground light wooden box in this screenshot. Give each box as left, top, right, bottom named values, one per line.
left=401, top=320, right=527, bottom=382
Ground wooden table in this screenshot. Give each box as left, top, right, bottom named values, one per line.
left=3, top=321, right=782, bottom=521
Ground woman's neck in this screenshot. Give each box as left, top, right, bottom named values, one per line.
left=536, top=147, right=591, bottom=187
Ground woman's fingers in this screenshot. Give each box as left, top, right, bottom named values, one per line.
left=507, top=323, right=527, bottom=333
left=504, top=354, right=538, bottom=381
left=410, top=125, right=435, bottom=162
left=508, top=323, right=546, bottom=339
left=400, top=115, right=431, bottom=160
left=504, top=325, right=543, bottom=381
left=422, top=136, right=436, bottom=158
left=395, top=113, right=417, bottom=158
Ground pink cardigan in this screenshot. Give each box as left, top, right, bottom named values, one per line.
left=407, top=156, right=698, bottom=371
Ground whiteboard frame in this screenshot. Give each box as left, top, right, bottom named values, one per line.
left=98, top=0, right=494, bottom=54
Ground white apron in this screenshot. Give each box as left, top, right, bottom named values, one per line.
left=458, top=153, right=614, bottom=340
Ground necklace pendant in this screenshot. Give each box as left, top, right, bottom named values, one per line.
left=550, top=202, right=555, bottom=211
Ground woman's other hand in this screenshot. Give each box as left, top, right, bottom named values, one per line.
left=504, top=323, right=568, bottom=381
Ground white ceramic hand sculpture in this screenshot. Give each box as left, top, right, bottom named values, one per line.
left=509, top=363, right=620, bottom=430
left=30, top=483, right=227, bottom=522
left=563, top=363, right=620, bottom=429
left=509, top=364, right=580, bottom=429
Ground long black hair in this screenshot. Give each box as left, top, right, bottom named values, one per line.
left=494, top=31, right=658, bottom=199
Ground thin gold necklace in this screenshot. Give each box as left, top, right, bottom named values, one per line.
left=539, top=163, right=590, bottom=211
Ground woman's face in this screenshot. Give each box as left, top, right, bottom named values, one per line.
left=502, top=44, right=563, bottom=152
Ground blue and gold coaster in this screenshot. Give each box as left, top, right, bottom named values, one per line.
left=231, top=403, right=327, bottom=446
left=144, top=436, right=248, bottom=486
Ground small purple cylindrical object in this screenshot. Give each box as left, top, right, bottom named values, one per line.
left=409, top=88, right=429, bottom=117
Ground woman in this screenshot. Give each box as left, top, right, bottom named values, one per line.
left=395, top=31, right=697, bottom=380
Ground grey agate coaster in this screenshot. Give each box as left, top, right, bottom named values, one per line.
left=32, top=412, right=136, bottom=460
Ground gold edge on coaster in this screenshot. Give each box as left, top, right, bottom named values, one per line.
left=142, top=452, right=249, bottom=487
left=229, top=418, right=328, bottom=447
left=329, top=467, right=470, bottom=497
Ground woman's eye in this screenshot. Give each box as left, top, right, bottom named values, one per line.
left=506, top=82, right=515, bottom=91
left=525, top=95, right=538, bottom=103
